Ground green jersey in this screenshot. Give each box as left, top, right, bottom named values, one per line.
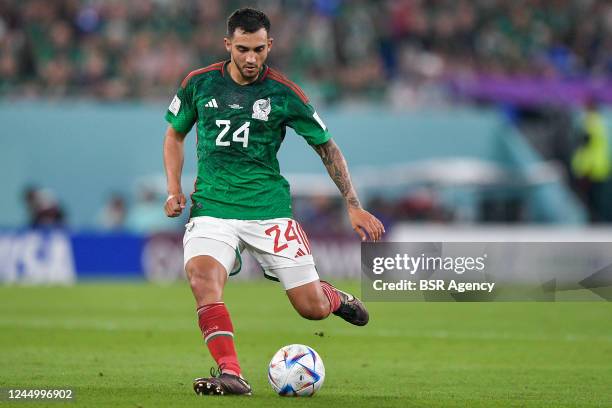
left=165, top=60, right=330, bottom=220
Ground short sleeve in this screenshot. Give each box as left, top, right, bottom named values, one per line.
left=165, top=78, right=197, bottom=134
left=286, top=91, right=331, bottom=146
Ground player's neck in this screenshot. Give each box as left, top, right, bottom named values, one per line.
left=228, top=61, right=259, bottom=85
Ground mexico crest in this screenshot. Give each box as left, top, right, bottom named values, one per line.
left=252, top=98, right=271, bottom=121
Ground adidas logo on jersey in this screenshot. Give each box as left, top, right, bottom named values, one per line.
left=295, top=248, right=307, bottom=258
left=205, top=98, right=218, bottom=108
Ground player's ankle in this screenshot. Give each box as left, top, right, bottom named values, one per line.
left=218, top=360, right=241, bottom=377
left=221, top=368, right=240, bottom=377
left=320, top=280, right=342, bottom=312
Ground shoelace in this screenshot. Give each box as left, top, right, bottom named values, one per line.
left=208, top=365, right=250, bottom=390
left=209, top=365, right=224, bottom=378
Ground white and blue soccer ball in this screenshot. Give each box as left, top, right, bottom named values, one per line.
left=267, top=344, right=325, bottom=396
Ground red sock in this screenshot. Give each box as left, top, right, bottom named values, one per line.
left=320, top=280, right=342, bottom=313
left=197, top=302, right=241, bottom=376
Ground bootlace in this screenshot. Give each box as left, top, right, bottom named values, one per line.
left=209, top=365, right=223, bottom=378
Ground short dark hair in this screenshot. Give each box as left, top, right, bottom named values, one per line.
left=227, top=7, right=270, bottom=37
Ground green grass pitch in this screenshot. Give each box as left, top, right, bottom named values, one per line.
left=0, top=281, right=611, bottom=407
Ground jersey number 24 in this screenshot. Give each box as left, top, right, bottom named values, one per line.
left=215, top=120, right=249, bottom=148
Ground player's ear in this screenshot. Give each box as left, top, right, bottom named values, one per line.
left=223, top=37, right=232, bottom=52
left=267, top=37, right=273, bottom=52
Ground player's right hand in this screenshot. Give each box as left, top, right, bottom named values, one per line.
left=164, top=192, right=186, bottom=217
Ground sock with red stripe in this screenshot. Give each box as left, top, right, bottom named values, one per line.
left=197, top=302, right=241, bottom=377
left=320, top=280, right=342, bottom=314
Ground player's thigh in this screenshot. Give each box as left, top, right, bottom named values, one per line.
left=239, top=218, right=316, bottom=286
left=184, top=239, right=236, bottom=280
left=183, top=216, right=241, bottom=277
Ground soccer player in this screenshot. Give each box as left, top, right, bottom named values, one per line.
left=163, top=7, right=385, bottom=396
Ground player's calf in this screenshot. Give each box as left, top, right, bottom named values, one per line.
left=294, top=299, right=330, bottom=320
left=286, top=279, right=368, bottom=325
left=286, top=280, right=332, bottom=320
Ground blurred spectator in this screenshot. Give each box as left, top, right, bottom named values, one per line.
left=0, top=0, right=610, bottom=104
left=97, top=193, right=127, bottom=230
left=394, top=188, right=454, bottom=223
left=571, top=100, right=611, bottom=221
left=23, top=186, right=66, bottom=227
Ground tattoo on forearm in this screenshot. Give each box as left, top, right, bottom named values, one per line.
left=313, top=140, right=361, bottom=209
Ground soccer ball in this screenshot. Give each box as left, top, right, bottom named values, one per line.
left=267, top=344, right=325, bottom=396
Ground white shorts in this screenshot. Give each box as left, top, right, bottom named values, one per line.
left=183, top=216, right=318, bottom=290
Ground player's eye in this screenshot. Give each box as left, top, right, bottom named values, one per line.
left=255, top=46, right=265, bottom=52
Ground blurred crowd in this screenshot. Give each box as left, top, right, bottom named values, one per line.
left=22, top=180, right=540, bottom=232
left=7, top=0, right=612, bottom=228
left=1, top=0, right=611, bottom=104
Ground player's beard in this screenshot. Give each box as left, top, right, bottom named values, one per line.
left=239, top=63, right=260, bottom=80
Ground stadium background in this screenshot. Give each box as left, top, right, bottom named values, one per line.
left=1, top=1, right=611, bottom=406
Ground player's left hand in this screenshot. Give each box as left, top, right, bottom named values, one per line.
left=348, top=207, right=385, bottom=242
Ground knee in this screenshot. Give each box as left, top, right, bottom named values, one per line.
left=297, top=301, right=330, bottom=321
left=185, top=260, right=225, bottom=293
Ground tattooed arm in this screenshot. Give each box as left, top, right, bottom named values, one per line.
left=313, top=139, right=385, bottom=241
left=313, top=139, right=362, bottom=209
